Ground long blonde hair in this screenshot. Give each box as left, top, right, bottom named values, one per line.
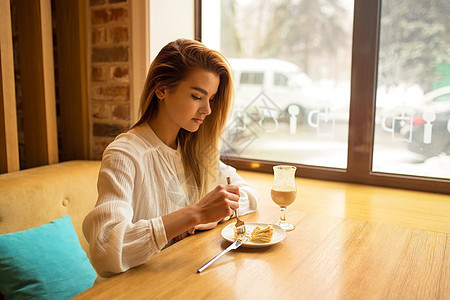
left=134, top=39, right=234, bottom=198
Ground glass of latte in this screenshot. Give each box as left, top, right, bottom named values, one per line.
left=271, top=165, right=297, bottom=231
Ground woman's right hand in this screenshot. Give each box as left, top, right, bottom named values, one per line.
left=162, top=184, right=240, bottom=242
left=192, top=184, right=240, bottom=224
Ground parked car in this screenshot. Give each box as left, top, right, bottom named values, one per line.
left=406, top=86, right=450, bottom=157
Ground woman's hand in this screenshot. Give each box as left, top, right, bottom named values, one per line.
left=192, top=184, right=240, bottom=225
left=187, top=221, right=219, bottom=234
left=162, top=184, right=239, bottom=242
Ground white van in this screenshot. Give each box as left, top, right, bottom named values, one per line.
left=228, top=58, right=319, bottom=123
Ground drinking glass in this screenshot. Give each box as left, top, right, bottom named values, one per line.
left=271, top=165, right=297, bottom=231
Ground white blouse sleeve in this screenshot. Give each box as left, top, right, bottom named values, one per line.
left=217, top=161, right=259, bottom=216
left=82, top=149, right=167, bottom=278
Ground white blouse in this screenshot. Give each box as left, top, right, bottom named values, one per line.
left=83, top=123, right=259, bottom=277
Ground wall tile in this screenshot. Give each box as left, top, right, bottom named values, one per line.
left=92, top=85, right=129, bottom=101
left=90, top=0, right=106, bottom=6
left=92, top=27, right=107, bottom=44
left=93, top=122, right=128, bottom=137
left=92, top=46, right=128, bottom=62
left=112, top=104, right=130, bottom=121
left=91, top=66, right=107, bottom=82
left=110, top=65, right=129, bottom=82
left=109, top=26, right=128, bottom=43
left=92, top=103, right=111, bottom=119
left=91, top=8, right=127, bottom=25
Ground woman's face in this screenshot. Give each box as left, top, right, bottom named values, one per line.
left=158, top=70, right=220, bottom=133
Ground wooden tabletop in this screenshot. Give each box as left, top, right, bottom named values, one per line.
left=76, top=205, right=449, bottom=299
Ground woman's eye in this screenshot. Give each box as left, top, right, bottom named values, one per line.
left=192, top=95, right=202, bottom=100
left=209, top=98, right=215, bottom=102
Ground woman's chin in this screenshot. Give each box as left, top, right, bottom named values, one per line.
left=183, top=125, right=201, bottom=133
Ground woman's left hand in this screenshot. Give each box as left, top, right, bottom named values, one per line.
left=188, top=221, right=219, bottom=234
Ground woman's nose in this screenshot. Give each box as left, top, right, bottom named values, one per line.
left=199, top=99, right=212, bottom=115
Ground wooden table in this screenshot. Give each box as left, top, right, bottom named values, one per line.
left=76, top=203, right=449, bottom=299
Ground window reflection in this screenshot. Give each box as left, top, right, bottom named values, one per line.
left=202, top=0, right=353, bottom=169
left=373, top=0, right=450, bottom=179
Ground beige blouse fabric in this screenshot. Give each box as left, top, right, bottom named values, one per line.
left=83, top=123, right=259, bottom=277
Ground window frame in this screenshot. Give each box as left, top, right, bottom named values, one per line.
left=195, top=0, right=450, bottom=194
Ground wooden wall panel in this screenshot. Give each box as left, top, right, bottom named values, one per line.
left=15, top=0, right=58, bottom=168
left=0, top=0, right=19, bottom=173
left=54, top=0, right=89, bottom=161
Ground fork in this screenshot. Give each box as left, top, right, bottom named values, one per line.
left=227, top=177, right=246, bottom=236
left=196, top=177, right=246, bottom=273
left=235, top=209, right=246, bottom=236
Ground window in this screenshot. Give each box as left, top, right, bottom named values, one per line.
left=198, top=0, right=449, bottom=193
left=203, top=0, right=352, bottom=169
left=274, top=73, right=288, bottom=87
left=373, top=1, right=450, bottom=179
left=240, top=72, right=264, bottom=85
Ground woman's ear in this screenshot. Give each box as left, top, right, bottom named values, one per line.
left=155, top=87, right=167, bottom=100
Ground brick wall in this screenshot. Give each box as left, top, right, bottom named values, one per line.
left=88, top=0, right=131, bottom=159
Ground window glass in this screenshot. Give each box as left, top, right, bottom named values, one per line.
left=373, top=0, right=450, bottom=179
left=202, top=0, right=354, bottom=169
left=274, top=73, right=288, bottom=87
left=240, top=72, right=264, bottom=85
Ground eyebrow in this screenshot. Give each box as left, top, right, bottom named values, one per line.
left=190, top=87, right=208, bottom=95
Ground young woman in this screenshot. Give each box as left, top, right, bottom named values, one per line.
left=83, top=39, right=259, bottom=277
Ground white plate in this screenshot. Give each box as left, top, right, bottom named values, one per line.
left=221, top=222, right=286, bottom=248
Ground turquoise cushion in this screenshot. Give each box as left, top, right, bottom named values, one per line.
left=0, top=215, right=96, bottom=299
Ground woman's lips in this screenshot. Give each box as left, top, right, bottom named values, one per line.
left=193, top=118, right=204, bottom=124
